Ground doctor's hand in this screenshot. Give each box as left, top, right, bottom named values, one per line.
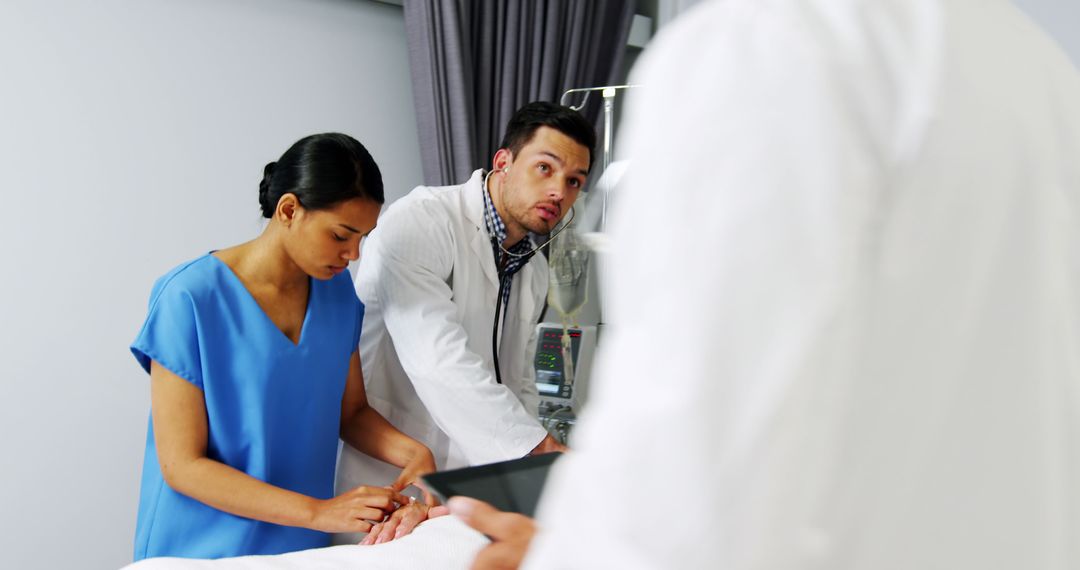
left=309, top=486, right=410, bottom=534
left=529, top=434, right=568, bottom=455
left=449, top=496, right=537, bottom=570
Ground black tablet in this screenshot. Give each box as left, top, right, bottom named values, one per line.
left=420, top=452, right=562, bottom=517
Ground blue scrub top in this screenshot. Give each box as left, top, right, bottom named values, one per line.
left=130, top=254, right=362, bottom=560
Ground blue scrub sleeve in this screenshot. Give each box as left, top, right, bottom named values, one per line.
left=352, top=300, right=365, bottom=350
left=131, top=277, right=204, bottom=388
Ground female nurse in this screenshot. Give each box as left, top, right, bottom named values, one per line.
left=130, top=133, right=436, bottom=560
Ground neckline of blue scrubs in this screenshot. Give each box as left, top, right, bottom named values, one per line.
left=205, top=252, right=314, bottom=348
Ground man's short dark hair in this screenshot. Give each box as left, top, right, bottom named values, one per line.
left=498, top=101, right=597, bottom=172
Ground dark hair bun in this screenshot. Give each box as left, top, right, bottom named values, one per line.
left=258, top=133, right=384, bottom=219
left=259, top=162, right=277, bottom=218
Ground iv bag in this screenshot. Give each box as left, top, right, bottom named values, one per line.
left=547, top=225, right=590, bottom=320
left=548, top=224, right=590, bottom=389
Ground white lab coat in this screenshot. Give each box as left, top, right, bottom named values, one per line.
left=525, top=1, right=1080, bottom=569
left=336, top=170, right=549, bottom=502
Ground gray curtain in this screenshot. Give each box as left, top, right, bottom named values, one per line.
left=404, top=0, right=636, bottom=187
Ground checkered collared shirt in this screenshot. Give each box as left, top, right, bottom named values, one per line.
left=482, top=173, right=536, bottom=312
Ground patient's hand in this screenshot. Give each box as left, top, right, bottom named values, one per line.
left=359, top=499, right=430, bottom=545
left=311, top=486, right=410, bottom=534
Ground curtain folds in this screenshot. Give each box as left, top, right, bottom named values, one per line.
left=404, top=0, right=635, bottom=186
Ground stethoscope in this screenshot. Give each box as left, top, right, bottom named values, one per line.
left=484, top=167, right=576, bottom=384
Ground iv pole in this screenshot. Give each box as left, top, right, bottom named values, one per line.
left=534, top=85, right=638, bottom=440
left=560, top=84, right=638, bottom=231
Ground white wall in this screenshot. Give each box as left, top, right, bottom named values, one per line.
left=0, top=0, right=421, bottom=567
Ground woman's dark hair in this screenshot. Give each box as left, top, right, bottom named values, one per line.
left=498, top=101, right=597, bottom=172
left=258, top=133, right=384, bottom=218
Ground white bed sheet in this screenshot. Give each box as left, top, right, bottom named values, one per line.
left=121, top=516, right=487, bottom=570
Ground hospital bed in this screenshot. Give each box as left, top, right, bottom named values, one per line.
left=121, top=516, right=487, bottom=570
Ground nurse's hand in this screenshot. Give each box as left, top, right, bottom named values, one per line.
left=309, top=486, right=410, bottom=533
left=449, top=496, right=536, bottom=570
left=390, top=447, right=437, bottom=505
left=359, top=498, right=429, bottom=545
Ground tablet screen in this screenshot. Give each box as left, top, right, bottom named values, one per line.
left=420, top=452, right=561, bottom=517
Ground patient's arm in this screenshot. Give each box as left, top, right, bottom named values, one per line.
left=150, top=360, right=408, bottom=534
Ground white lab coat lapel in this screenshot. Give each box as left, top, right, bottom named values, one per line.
left=462, top=172, right=501, bottom=290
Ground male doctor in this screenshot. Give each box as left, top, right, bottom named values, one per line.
left=335, top=102, right=594, bottom=525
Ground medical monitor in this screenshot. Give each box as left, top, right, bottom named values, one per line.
left=534, top=323, right=596, bottom=410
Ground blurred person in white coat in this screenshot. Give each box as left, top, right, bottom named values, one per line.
left=449, top=0, right=1080, bottom=568
left=335, top=102, right=595, bottom=543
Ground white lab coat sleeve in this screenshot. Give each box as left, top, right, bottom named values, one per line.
left=370, top=201, right=547, bottom=464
